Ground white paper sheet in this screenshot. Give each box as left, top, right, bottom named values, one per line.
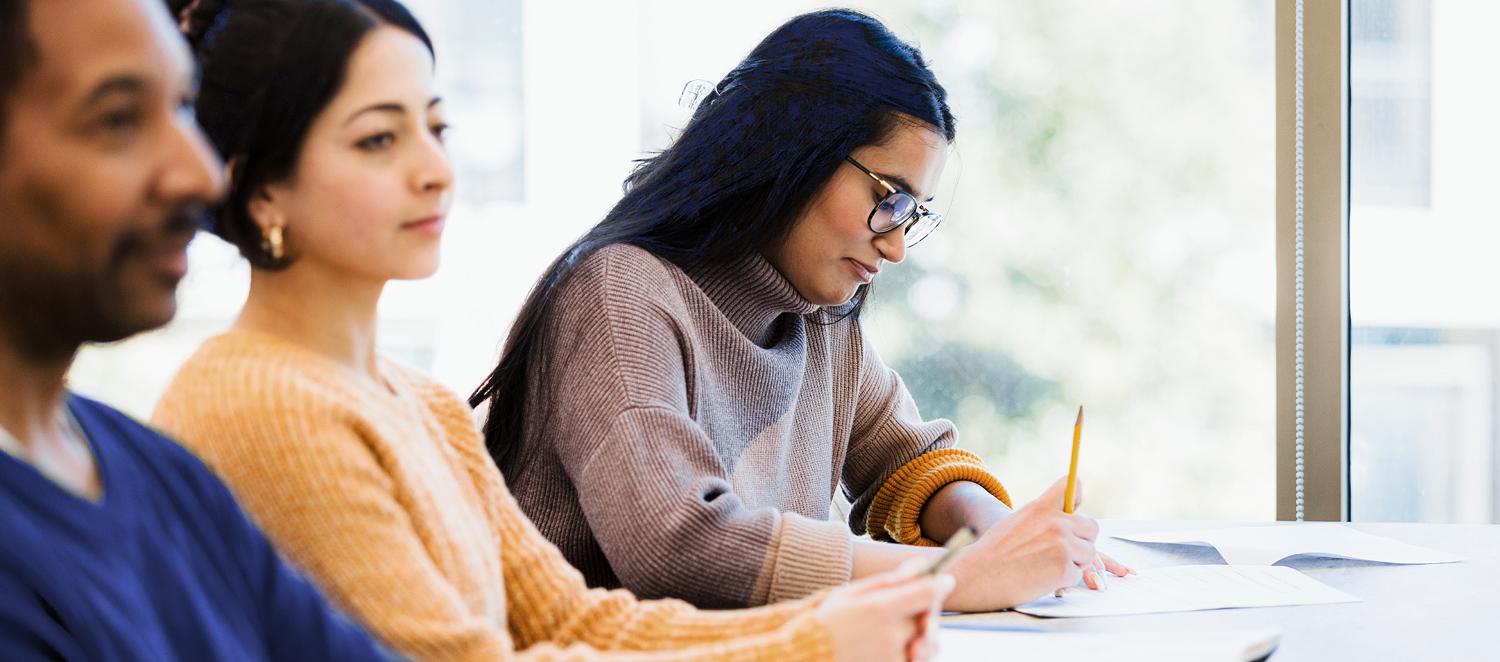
left=936, top=627, right=1283, bottom=662
left=1112, top=523, right=1465, bottom=565
left=1011, top=565, right=1358, bottom=618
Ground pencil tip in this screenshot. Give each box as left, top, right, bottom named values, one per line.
left=1076, top=406, right=1083, bottom=425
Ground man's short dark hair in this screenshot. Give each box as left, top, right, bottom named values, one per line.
left=1, top=0, right=40, bottom=155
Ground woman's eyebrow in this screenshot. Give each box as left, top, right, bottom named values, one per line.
left=874, top=171, right=933, bottom=202
left=344, top=97, right=443, bottom=125
left=344, top=102, right=406, bottom=126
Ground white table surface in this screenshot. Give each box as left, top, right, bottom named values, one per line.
left=941, top=520, right=1500, bottom=661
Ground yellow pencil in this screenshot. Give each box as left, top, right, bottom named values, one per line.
left=1055, top=406, right=1085, bottom=598
left=1063, top=406, right=1083, bottom=514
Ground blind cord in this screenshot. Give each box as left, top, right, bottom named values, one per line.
left=1294, top=0, right=1307, bottom=522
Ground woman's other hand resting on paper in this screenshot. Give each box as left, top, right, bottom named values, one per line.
left=816, top=560, right=954, bottom=662
left=941, top=476, right=1133, bottom=611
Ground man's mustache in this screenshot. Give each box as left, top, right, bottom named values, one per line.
left=107, top=203, right=209, bottom=267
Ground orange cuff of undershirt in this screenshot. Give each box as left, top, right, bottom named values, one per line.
left=865, top=449, right=1012, bottom=547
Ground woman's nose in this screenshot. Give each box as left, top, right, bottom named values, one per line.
left=874, top=228, right=907, bottom=264
left=412, top=133, right=454, bottom=194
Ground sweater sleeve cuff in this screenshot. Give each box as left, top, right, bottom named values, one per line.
left=748, top=513, right=854, bottom=606
left=865, top=449, right=1012, bottom=546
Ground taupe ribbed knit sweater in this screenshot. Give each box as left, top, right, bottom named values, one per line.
left=506, top=244, right=1009, bottom=609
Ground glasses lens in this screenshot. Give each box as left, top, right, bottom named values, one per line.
left=871, top=192, right=918, bottom=233
left=903, top=211, right=944, bottom=247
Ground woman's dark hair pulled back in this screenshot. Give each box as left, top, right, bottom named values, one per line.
left=184, top=0, right=432, bottom=269
left=471, top=8, right=955, bottom=476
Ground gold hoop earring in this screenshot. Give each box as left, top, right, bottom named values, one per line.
left=262, top=226, right=285, bottom=261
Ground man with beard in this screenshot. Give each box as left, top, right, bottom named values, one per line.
left=0, top=0, right=403, bottom=659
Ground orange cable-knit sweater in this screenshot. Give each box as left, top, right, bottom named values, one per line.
left=152, top=330, right=834, bottom=662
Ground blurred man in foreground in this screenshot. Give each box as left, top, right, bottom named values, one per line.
left=0, top=0, right=401, bottom=658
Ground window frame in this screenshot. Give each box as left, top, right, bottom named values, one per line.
left=1276, top=0, right=1350, bottom=521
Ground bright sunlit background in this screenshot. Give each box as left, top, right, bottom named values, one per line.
left=70, top=0, right=1277, bottom=521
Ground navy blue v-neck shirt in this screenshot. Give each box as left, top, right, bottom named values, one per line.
left=0, top=395, right=400, bottom=662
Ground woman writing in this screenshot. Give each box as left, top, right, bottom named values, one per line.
left=153, top=1, right=947, bottom=660
left=472, top=9, right=1128, bottom=612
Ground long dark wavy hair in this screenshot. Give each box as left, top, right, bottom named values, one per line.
left=470, top=9, right=956, bottom=475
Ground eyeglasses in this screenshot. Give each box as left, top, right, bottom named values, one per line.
left=845, top=156, right=944, bottom=247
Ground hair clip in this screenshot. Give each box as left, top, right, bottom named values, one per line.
left=678, top=79, right=718, bottom=111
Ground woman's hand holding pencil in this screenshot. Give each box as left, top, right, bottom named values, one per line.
left=935, top=476, right=1133, bottom=612
left=1052, top=406, right=1134, bottom=596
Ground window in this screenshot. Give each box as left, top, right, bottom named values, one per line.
left=1350, top=0, right=1500, bottom=523
left=1350, top=0, right=1430, bottom=207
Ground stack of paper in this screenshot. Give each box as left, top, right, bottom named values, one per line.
left=1112, top=523, right=1465, bottom=565
left=1012, top=564, right=1358, bottom=618
left=937, top=626, right=1282, bottom=662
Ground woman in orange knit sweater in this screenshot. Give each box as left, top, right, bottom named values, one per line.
left=152, top=1, right=948, bottom=661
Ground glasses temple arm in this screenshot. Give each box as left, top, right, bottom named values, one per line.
left=845, top=156, right=898, bottom=195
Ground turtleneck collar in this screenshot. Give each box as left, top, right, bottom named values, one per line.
left=683, top=251, right=819, bottom=347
